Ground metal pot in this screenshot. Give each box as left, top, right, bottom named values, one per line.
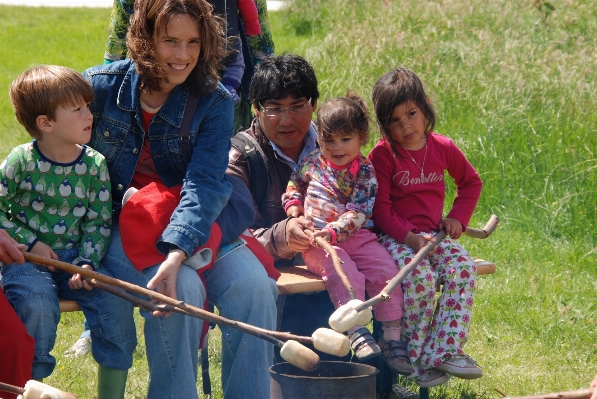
left=270, top=361, right=378, bottom=399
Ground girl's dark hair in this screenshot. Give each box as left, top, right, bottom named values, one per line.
left=316, top=91, right=369, bottom=148
left=127, top=0, right=227, bottom=94
left=372, top=68, right=436, bottom=154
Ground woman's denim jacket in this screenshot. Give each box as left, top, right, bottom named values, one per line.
left=83, top=60, right=234, bottom=257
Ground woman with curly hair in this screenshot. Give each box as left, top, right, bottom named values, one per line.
left=83, top=0, right=278, bottom=396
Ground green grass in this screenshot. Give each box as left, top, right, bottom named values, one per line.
left=1, top=1, right=597, bottom=398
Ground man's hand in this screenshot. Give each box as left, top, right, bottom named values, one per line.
left=30, top=241, right=58, bottom=271
left=404, top=232, right=437, bottom=255
left=285, top=216, right=314, bottom=253
left=0, top=229, right=25, bottom=265
left=147, top=249, right=185, bottom=317
left=590, top=374, right=597, bottom=399
left=68, top=264, right=94, bottom=291
left=438, top=217, right=463, bottom=239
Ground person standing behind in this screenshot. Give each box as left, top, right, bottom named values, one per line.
left=368, top=67, right=483, bottom=388
left=0, top=229, right=33, bottom=399
left=84, top=0, right=278, bottom=396
left=282, top=93, right=413, bottom=376
left=0, top=65, right=136, bottom=398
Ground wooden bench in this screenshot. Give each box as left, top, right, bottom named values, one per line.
left=58, top=259, right=496, bottom=312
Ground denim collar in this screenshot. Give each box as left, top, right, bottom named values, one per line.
left=269, top=123, right=318, bottom=171
left=117, top=62, right=190, bottom=129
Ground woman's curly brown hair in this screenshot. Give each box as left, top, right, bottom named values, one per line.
left=126, top=0, right=228, bottom=94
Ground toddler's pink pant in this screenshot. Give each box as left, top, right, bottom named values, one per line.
left=304, top=229, right=402, bottom=322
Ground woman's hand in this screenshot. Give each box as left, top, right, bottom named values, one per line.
left=147, top=249, right=185, bottom=317
left=0, top=230, right=26, bottom=265
left=30, top=241, right=58, bottom=271
left=438, top=217, right=463, bottom=239
left=590, top=374, right=597, bottom=399
left=404, top=232, right=437, bottom=255
left=286, top=205, right=304, bottom=218
left=285, top=216, right=314, bottom=253
left=69, top=265, right=94, bottom=291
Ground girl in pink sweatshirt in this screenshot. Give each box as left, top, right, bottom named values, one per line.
left=368, top=68, right=483, bottom=388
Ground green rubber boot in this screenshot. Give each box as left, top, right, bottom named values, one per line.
left=98, top=365, right=128, bottom=399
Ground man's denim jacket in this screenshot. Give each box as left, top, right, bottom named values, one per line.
left=84, top=60, right=234, bottom=257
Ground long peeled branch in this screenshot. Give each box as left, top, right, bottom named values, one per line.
left=87, top=277, right=311, bottom=346
left=0, top=380, right=80, bottom=399
left=0, top=382, right=23, bottom=396
left=354, top=215, right=499, bottom=313
left=22, top=253, right=328, bottom=371
left=303, top=230, right=356, bottom=301
left=501, top=388, right=594, bottom=399
left=23, top=253, right=308, bottom=344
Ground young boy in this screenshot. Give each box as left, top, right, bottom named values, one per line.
left=0, top=65, right=136, bottom=399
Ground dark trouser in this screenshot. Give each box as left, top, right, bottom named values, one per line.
left=275, top=292, right=399, bottom=399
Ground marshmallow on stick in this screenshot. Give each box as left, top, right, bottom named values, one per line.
left=312, top=328, right=350, bottom=357
left=280, top=340, right=321, bottom=371
left=17, top=380, right=79, bottom=399
left=329, top=299, right=372, bottom=332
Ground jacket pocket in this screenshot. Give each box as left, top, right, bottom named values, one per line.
left=90, top=116, right=129, bottom=162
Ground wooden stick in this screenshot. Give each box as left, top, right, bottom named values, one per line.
left=463, top=214, right=500, bottom=239
left=87, top=278, right=312, bottom=346
left=23, top=253, right=314, bottom=346
left=0, top=382, right=24, bottom=395
left=355, top=214, right=500, bottom=312
left=304, top=230, right=356, bottom=301
left=501, top=388, right=593, bottom=399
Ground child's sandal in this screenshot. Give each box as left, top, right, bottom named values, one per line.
left=378, top=338, right=414, bottom=376
left=349, top=327, right=381, bottom=361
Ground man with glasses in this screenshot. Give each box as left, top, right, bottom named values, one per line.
left=227, top=54, right=338, bottom=358
left=228, top=54, right=319, bottom=267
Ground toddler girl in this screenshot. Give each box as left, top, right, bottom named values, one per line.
left=369, top=68, right=483, bottom=387
left=282, top=93, right=413, bottom=375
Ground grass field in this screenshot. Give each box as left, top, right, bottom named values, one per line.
left=1, top=0, right=597, bottom=398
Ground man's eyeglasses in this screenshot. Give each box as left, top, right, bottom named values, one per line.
left=258, top=98, right=312, bottom=118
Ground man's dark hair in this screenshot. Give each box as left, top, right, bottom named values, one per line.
left=248, top=54, right=319, bottom=106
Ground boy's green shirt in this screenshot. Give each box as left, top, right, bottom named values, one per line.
left=0, top=142, right=112, bottom=269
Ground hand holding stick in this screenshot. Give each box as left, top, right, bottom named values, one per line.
left=355, top=215, right=499, bottom=312
left=303, top=230, right=375, bottom=332
left=329, top=215, right=499, bottom=330
left=22, top=253, right=352, bottom=371
left=303, top=230, right=356, bottom=301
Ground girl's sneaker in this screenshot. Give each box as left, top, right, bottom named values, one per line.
left=416, top=369, right=451, bottom=387
left=349, top=327, right=381, bottom=361
left=378, top=337, right=414, bottom=376
left=435, top=354, right=483, bottom=379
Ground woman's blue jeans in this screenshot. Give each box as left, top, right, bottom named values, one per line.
left=103, top=225, right=278, bottom=399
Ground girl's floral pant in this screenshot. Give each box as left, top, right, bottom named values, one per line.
left=378, top=233, right=477, bottom=379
